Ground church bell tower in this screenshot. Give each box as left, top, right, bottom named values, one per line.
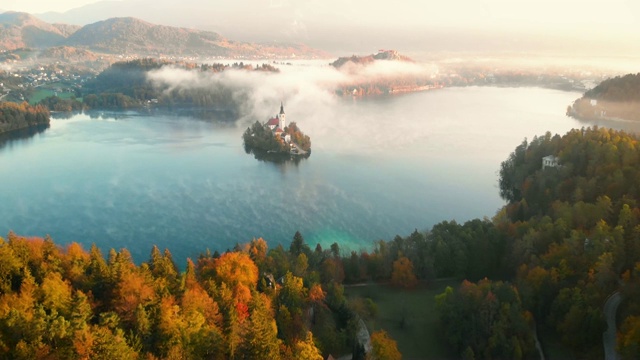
left=278, top=102, right=286, bottom=130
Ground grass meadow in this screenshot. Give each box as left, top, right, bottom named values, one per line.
left=345, top=279, right=459, bottom=360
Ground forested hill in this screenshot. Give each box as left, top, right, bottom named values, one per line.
left=492, top=127, right=640, bottom=359
left=334, top=126, right=640, bottom=359
left=584, top=73, right=640, bottom=102
left=0, top=12, right=328, bottom=58
left=0, top=101, right=50, bottom=134
left=45, top=59, right=279, bottom=112
left=568, top=73, right=640, bottom=121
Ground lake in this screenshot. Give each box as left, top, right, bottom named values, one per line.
left=0, top=86, right=632, bottom=264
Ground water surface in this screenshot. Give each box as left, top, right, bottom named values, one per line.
left=0, top=87, right=629, bottom=264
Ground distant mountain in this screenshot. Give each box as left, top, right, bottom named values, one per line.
left=37, top=1, right=127, bottom=26
left=64, top=17, right=227, bottom=56
left=34, top=0, right=307, bottom=41
left=0, top=12, right=79, bottom=49
left=331, top=50, right=414, bottom=68
left=0, top=12, right=328, bottom=58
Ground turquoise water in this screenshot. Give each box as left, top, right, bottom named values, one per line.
left=0, top=87, right=620, bottom=265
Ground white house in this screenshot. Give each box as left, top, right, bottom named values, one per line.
left=542, top=155, right=559, bottom=169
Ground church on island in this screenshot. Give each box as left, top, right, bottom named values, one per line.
left=242, top=102, right=310, bottom=158
left=265, top=102, right=291, bottom=144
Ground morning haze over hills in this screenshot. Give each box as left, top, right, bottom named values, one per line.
left=0, top=11, right=326, bottom=58
left=3, top=1, right=640, bottom=360
left=7, top=0, right=638, bottom=57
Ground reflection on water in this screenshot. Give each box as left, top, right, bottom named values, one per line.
left=136, top=107, right=239, bottom=122
left=0, top=124, right=50, bottom=151
left=244, top=146, right=310, bottom=168
left=52, top=106, right=239, bottom=123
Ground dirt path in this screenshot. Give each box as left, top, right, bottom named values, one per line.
left=603, top=292, right=622, bottom=360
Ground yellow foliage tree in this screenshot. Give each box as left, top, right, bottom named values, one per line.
left=211, top=252, right=259, bottom=289
left=391, top=256, right=418, bottom=289
left=369, top=330, right=401, bottom=360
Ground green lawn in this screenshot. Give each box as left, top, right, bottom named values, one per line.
left=28, top=88, right=75, bottom=105
left=345, top=280, right=459, bottom=360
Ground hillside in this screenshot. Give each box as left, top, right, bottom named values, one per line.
left=0, top=12, right=79, bottom=49
left=568, top=73, right=640, bottom=121
left=0, top=11, right=328, bottom=58
left=38, top=46, right=100, bottom=62
left=64, top=17, right=227, bottom=56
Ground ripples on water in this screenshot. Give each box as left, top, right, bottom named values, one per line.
left=1, top=87, right=635, bottom=265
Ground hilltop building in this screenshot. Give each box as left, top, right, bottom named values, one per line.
left=542, top=155, right=560, bottom=169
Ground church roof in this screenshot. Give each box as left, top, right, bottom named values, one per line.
left=266, top=118, right=279, bottom=126
left=280, top=102, right=285, bottom=114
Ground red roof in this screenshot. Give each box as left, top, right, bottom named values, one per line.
left=266, top=118, right=279, bottom=126
left=275, top=128, right=283, bottom=134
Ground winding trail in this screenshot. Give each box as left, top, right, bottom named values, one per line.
left=603, top=292, right=622, bottom=360
left=532, top=322, right=545, bottom=360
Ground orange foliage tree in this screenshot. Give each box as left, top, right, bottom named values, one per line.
left=369, top=330, right=401, bottom=360
left=391, top=256, right=418, bottom=289
left=211, top=252, right=259, bottom=289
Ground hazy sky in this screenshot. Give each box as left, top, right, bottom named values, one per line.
left=5, top=0, right=638, bottom=30
left=2, top=0, right=640, bottom=56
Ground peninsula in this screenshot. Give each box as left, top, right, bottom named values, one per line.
left=0, top=101, right=50, bottom=135
left=331, top=50, right=441, bottom=97
left=242, top=103, right=311, bottom=159
left=567, top=72, right=640, bottom=122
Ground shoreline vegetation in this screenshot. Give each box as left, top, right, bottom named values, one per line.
left=568, top=72, right=640, bottom=123
left=35, top=59, right=279, bottom=113
left=0, top=101, right=50, bottom=135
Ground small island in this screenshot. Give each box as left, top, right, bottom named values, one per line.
left=242, top=103, right=311, bottom=161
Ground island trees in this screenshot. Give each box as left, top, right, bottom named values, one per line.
left=243, top=120, right=287, bottom=154
left=242, top=120, right=311, bottom=161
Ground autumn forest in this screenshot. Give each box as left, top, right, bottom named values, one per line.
left=3, top=126, right=640, bottom=359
